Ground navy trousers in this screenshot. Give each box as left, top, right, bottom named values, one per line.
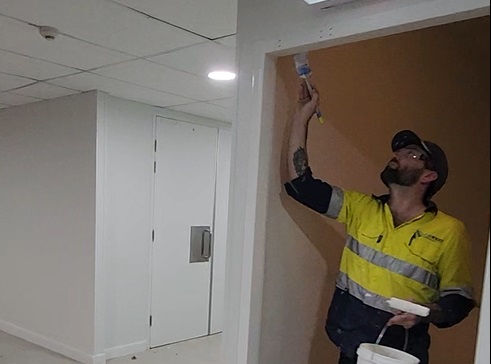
left=338, top=353, right=357, bottom=364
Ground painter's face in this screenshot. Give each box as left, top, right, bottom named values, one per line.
left=380, top=146, right=428, bottom=187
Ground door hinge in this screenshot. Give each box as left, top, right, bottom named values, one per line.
left=152, top=229, right=155, bottom=242
left=154, top=161, right=156, bottom=173
left=150, top=315, right=153, bottom=327
left=154, top=139, right=157, bottom=152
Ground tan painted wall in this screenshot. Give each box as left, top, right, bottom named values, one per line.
left=267, top=16, right=489, bottom=364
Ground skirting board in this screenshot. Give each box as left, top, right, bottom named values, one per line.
left=0, top=319, right=106, bottom=364
left=104, top=340, right=148, bottom=360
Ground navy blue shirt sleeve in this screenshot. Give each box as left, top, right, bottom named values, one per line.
left=284, top=167, right=333, bottom=214
left=433, top=294, right=475, bottom=328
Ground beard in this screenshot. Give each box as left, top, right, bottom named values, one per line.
left=380, top=160, right=423, bottom=188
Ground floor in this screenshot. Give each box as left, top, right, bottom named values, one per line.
left=0, top=331, right=222, bottom=364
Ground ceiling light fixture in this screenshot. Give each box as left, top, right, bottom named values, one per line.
left=208, top=71, right=236, bottom=81
left=302, top=0, right=359, bottom=7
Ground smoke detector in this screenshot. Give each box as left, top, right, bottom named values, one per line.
left=38, top=26, right=60, bottom=41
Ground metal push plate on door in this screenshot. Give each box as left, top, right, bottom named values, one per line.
left=189, top=226, right=212, bottom=263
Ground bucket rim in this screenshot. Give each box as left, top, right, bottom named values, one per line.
left=357, top=343, right=420, bottom=363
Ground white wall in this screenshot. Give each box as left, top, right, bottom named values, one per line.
left=211, top=128, right=232, bottom=334
left=0, top=90, right=232, bottom=363
left=0, top=92, right=99, bottom=363
left=100, top=94, right=232, bottom=358
left=475, top=237, right=490, bottom=364
left=227, top=1, right=490, bottom=363
left=99, top=95, right=155, bottom=359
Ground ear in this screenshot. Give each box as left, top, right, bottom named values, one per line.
left=421, top=170, right=438, bottom=184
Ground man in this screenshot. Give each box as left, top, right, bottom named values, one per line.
left=284, top=83, right=475, bottom=364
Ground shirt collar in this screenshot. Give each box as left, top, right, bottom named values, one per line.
left=372, top=194, right=439, bottom=213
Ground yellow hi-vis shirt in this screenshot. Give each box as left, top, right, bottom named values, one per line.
left=325, top=187, right=473, bottom=312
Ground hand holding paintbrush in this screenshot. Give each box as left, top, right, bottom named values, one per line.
left=294, top=81, right=321, bottom=127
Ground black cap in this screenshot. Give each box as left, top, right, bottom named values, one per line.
left=391, top=130, right=449, bottom=200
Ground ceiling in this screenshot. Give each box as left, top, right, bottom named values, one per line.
left=0, top=0, right=237, bottom=122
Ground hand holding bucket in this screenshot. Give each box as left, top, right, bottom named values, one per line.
left=356, top=298, right=430, bottom=364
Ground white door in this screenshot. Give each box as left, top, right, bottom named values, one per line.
left=151, top=117, right=218, bottom=347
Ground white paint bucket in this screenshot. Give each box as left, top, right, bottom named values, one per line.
left=356, top=343, right=420, bottom=364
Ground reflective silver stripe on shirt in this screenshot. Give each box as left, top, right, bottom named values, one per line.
left=346, top=236, right=440, bottom=290
left=325, top=185, right=343, bottom=218
left=336, top=271, right=392, bottom=312
left=440, top=287, right=474, bottom=300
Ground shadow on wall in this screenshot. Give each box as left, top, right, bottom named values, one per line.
left=280, top=191, right=345, bottom=364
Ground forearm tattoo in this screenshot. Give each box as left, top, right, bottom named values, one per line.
left=293, top=147, right=308, bottom=177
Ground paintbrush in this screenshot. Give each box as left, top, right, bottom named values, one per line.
left=293, top=52, right=324, bottom=124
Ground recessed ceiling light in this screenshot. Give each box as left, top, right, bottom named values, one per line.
left=208, top=71, right=236, bottom=81
left=302, top=0, right=359, bottom=6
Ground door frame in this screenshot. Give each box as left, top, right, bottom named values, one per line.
left=226, top=1, right=490, bottom=364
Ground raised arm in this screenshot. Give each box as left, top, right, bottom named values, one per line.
left=287, top=82, right=320, bottom=180
left=284, top=83, right=336, bottom=215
